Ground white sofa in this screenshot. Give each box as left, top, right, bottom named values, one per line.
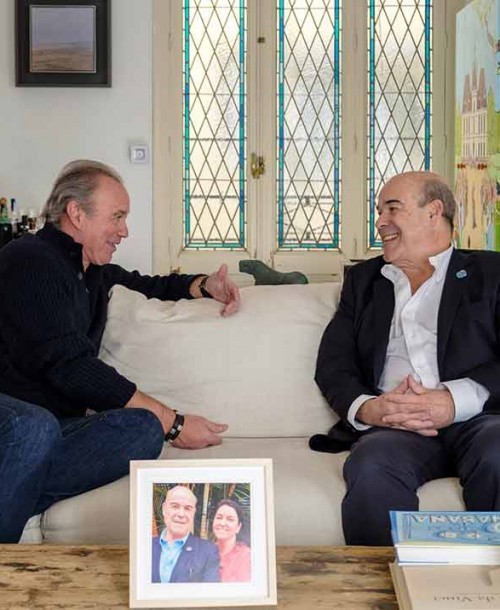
left=20, top=282, right=465, bottom=545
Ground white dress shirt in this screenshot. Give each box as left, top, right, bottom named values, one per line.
left=347, top=246, right=490, bottom=430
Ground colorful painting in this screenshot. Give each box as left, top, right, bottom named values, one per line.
left=455, top=0, right=500, bottom=250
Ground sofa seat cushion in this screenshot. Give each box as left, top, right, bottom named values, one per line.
left=99, top=283, right=341, bottom=437
left=18, top=514, right=43, bottom=544
left=40, top=474, right=131, bottom=545
left=39, top=438, right=465, bottom=546
left=41, top=438, right=346, bottom=545
left=418, top=477, right=465, bottom=511
left=162, top=439, right=348, bottom=545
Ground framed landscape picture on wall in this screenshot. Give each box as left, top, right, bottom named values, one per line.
left=129, top=459, right=277, bottom=608
left=15, top=0, right=111, bottom=86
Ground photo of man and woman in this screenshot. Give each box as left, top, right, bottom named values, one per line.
left=151, top=482, right=251, bottom=584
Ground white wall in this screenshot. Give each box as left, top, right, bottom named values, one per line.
left=0, top=0, right=154, bottom=273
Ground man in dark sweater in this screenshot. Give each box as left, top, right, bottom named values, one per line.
left=0, top=159, right=240, bottom=543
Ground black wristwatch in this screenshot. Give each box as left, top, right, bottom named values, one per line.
left=165, top=412, right=185, bottom=442
left=199, top=275, right=213, bottom=299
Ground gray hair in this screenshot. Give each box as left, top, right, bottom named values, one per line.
left=417, top=173, right=456, bottom=229
left=42, top=159, right=123, bottom=227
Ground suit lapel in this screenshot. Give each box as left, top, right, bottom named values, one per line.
left=372, top=276, right=395, bottom=384
left=171, top=534, right=194, bottom=582
left=437, top=250, right=469, bottom=373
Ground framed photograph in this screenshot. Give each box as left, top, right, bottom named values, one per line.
left=15, top=0, right=111, bottom=87
left=130, top=459, right=277, bottom=608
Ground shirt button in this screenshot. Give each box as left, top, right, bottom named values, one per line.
left=77, top=272, right=83, bottom=280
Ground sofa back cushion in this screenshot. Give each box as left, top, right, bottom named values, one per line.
left=99, top=283, right=340, bottom=437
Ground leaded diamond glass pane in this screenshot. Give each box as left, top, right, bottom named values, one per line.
left=277, top=0, right=341, bottom=250
left=183, top=0, right=246, bottom=249
left=368, top=0, right=431, bottom=248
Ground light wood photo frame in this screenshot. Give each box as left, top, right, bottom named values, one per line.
left=130, top=458, right=277, bottom=608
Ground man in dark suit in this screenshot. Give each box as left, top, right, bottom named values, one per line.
left=151, top=485, right=220, bottom=583
left=312, top=171, right=500, bottom=545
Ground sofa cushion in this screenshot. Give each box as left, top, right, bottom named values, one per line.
left=99, top=283, right=341, bottom=437
left=39, top=438, right=465, bottom=546
left=18, top=514, right=43, bottom=544
left=41, top=440, right=347, bottom=545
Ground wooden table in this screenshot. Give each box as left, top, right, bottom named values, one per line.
left=0, top=545, right=397, bottom=609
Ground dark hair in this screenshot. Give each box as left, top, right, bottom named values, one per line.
left=213, top=498, right=250, bottom=544
left=214, top=499, right=245, bottom=525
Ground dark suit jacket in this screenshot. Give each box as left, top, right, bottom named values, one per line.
left=311, top=249, right=500, bottom=453
left=151, top=533, right=220, bottom=583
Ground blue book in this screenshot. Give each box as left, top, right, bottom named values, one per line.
left=390, top=511, right=500, bottom=565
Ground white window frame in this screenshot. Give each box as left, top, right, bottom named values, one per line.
left=153, top=0, right=464, bottom=281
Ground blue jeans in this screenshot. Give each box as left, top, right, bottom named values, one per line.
left=0, top=392, right=164, bottom=543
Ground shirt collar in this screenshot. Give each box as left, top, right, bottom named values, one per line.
left=159, top=529, right=189, bottom=549
left=428, top=245, right=454, bottom=282
left=381, top=245, right=454, bottom=284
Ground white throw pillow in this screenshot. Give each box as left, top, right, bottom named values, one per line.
left=99, top=283, right=340, bottom=437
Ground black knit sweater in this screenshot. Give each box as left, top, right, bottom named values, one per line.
left=0, top=223, right=198, bottom=418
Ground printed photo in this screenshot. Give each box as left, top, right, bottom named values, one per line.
left=151, top=482, right=252, bottom=584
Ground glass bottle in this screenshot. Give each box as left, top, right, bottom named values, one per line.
left=10, top=198, right=19, bottom=239
left=19, top=210, right=29, bottom=236
left=0, top=197, right=12, bottom=248
left=28, top=210, right=37, bottom=233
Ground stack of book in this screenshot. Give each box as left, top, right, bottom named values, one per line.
left=389, top=510, right=500, bottom=610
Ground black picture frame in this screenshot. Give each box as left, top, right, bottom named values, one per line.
left=15, top=0, right=111, bottom=87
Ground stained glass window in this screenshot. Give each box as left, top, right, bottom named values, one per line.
left=181, top=1, right=431, bottom=254
left=277, top=0, right=341, bottom=250
left=183, top=0, right=246, bottom=249
left=368, top=0, right=432, bottom=248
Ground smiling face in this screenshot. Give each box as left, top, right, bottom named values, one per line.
left=77, top=175, right=130, bottom=269
left=375, top=173, right=448, bottom=270
left=212, top=504, right=242, bottom=543
left=162, top=486, right=197, bottom=541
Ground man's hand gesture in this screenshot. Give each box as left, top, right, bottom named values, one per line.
left=171, top=415, right=228, bottom=449
left=203, top=264, right=241, bottom=317
left=126, top=390, right=228, bottom=449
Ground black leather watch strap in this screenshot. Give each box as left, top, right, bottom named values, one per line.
left=199, top=275, right=213, bottom=298
left=164, top=412, right=185, bottom=442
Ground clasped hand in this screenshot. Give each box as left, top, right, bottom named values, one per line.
left=358, top=375, right=455, bottom=436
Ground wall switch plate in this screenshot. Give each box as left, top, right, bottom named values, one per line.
left=129, top=144, right=149, bottom=164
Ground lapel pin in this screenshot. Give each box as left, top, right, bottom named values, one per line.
left=186, top=546, right=193, bottom=552
left=456, top=269, right=467, bottom=279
